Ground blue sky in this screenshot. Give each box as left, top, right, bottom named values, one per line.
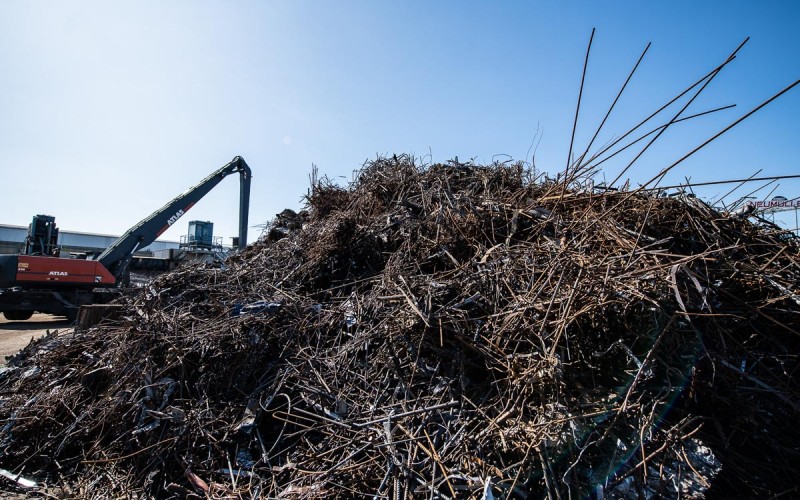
left=1, top=1, right=799, bottom=242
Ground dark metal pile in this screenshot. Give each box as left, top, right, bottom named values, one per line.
left=1, top=156, right=799, bottom=498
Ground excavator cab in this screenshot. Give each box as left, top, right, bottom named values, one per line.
left=25, top=215, right=60, bottom=256
left=183, top=220, right=216, bottom=249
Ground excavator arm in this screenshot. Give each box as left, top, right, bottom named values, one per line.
left=97, top=156, right=251, bottom=282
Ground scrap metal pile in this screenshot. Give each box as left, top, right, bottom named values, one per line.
left=1, top=156, right=799, bottom=498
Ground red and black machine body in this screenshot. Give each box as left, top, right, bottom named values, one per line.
left=0, top=255, right=117, bottom=321
left=0, top=156, right=251, bottom=321
left=0, top=255, right=116, bottom=288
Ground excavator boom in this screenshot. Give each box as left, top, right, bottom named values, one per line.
left=97, top=156, right=251, bottom=281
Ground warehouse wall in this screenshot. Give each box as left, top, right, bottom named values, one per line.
left=0, top=224, right=179, bottom=256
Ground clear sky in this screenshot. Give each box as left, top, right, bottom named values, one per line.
left=1, top=1, right=799, bottom=242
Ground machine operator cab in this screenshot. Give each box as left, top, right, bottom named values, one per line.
left=179, top=220, right=225, bottom=262
left=25, top=215, right=60, bottom=256
left=182, top=220, right=216, bottom=250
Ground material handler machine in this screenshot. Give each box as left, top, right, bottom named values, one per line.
left=0, top=156, right=251, bottom=321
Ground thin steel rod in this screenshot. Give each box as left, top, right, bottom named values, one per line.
left=575, top=42, right=651, bottom=168
left=608, top=39, right=750, bottom=188
left=730, top=179, right=779, bottom=210
left=566, top=28, right=595, bottom=173
left=713, top=168, right=762, bottom=207
left=643, top=174, right=800, bottom=191
left=642, top=78, right=800, bottom=190
left=576, top=39, right=749, bottom=176
left=585, top=104, right=736, bottom=174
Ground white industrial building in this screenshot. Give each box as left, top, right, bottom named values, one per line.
left=0, top=223, right=179, bottom=256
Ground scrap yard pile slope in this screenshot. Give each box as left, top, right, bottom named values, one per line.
left=1, top=156, right=799, bottom=498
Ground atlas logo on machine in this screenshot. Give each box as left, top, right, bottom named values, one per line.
left=167, top=209, right=186, bottom=226
left=49, top=271, right=68, bottom=276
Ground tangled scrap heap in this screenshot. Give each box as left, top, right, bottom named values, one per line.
left=1, top=155, right=799, bottom=498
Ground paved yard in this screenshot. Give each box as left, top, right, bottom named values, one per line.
left=0, top=313, right=70, bottom=365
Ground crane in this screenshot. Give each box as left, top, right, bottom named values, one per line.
left=0, top=156, right=251, bottom=321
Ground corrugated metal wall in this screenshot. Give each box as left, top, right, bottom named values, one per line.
left=0, top=226, right=28, bottom=253
left=0, top=225, right=27, bottom=242
left=0, top=224, right=179, bottom=255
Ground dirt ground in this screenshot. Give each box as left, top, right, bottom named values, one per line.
left=0, top=314, right=70, bottom=366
